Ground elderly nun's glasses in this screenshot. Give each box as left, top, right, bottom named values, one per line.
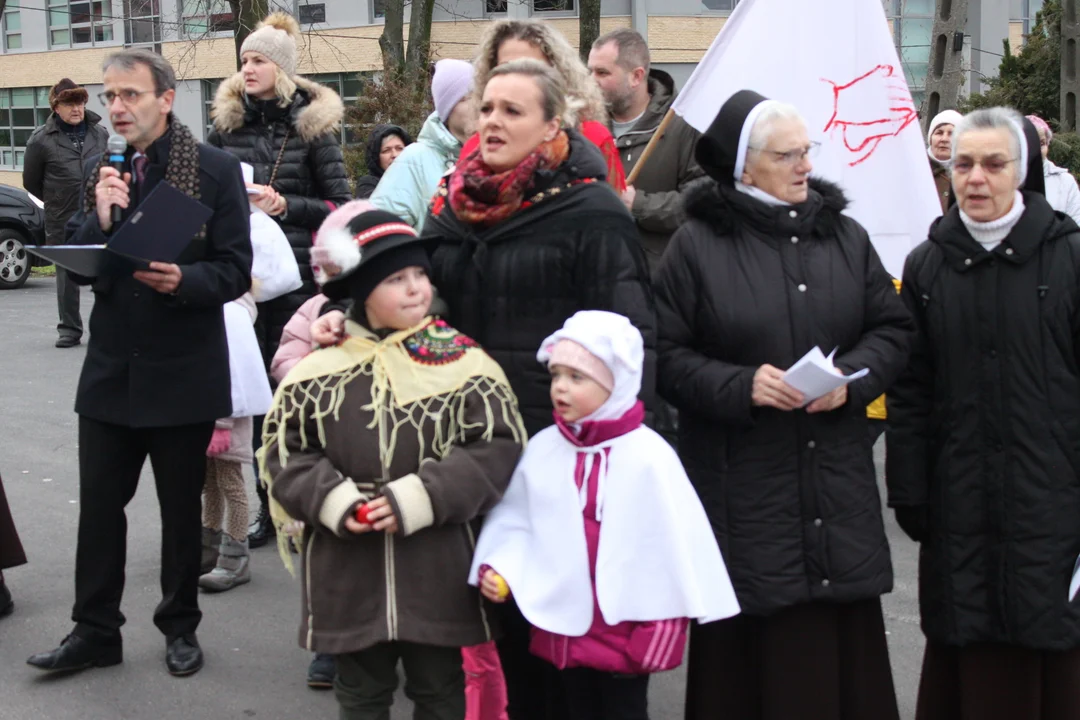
left=748, top=141, right=821, bottom=166
left=952, top=156, right=1019, bottom=175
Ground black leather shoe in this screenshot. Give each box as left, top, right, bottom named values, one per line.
left=0, top=577, right=13, bottom=618
left=27, top=635, right=122, bottom=672
left=247, top=503, right=276, bottom=549
left=166, top=635, right=203, bottom=677
left=55, top=336, right=81, bottom=348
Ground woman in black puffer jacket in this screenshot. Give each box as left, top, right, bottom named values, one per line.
left=205, top=16, right=351, bottom=677
left=655, top=91, right=913, bottom=720
left=207, top=12, right=352, bottom=371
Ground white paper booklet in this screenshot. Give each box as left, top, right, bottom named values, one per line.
left=1070, top=555, right=1080, bottom=602
left=783, top=347, right=870, bottom=404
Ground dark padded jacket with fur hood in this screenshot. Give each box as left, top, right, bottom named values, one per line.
left=208, top=74, right=353, bottom=374
left=653, top=177, right=914, bottom=616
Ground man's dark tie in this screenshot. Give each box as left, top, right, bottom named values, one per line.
left=132, top=155, right=148, bottom=187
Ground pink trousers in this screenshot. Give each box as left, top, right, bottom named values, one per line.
left=463, top=640, right=509, bottom=720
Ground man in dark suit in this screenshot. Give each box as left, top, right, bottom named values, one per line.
left=27, top=49, right=251, bottom=678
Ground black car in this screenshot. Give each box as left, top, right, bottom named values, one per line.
left=0, top=183, right=48, bottom=289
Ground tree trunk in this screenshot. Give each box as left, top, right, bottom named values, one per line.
left=405, top=0, right=436, bottom=78
left=0, top=1, right=7, bottom=19
left=380, top=0, right=407, bottom=75
left=230, top=0, right=269, bottom=72
left=578, top=0, right=602, bottom=63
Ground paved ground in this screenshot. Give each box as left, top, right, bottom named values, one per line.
left=0, top=277, right=925, bottom=719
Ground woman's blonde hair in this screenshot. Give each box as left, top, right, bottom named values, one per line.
left=271, top=63, right=298, bottom=108
left=486, top=59, right=567, bottom=123
left=472, top=19, right=606, bottom=128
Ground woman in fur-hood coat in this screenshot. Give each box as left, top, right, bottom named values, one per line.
left=207, top=12, right=353, bottom=374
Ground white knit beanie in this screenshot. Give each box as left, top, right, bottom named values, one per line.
left=432, top=59, right=474, bottom=124
left=926, top=109, right=963, bottom=147
left=240, top=12, right=300, bottom=77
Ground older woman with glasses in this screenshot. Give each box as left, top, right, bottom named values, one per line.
left=653, top=90, right=912, bottom=720
left=887, top=107, right=1080, bottom=720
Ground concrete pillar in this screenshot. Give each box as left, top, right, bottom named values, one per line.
left=923, top=0, right=968, bottom=131
left=1064, top=0, right=1079, bottom=131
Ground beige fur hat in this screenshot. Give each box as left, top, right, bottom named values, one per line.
left=240, top=12, right=300, bottom=76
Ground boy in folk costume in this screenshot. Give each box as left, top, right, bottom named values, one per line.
left=259, top=207, right=526, bottom=719
left=471, top=311, right=740, bottom=720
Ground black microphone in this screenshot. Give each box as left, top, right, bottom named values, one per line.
left=106, top=134, right=127, bottom=226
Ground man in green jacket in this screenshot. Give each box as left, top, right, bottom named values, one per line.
left=23, top=78, right=108, bottom=348
left=589, top=29, right=703, bottom=271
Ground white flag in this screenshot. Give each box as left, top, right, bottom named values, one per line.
left=672, top=0, right=942, bottom=278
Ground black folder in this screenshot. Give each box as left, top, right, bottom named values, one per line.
left=28, top=182, right=213, bottom=277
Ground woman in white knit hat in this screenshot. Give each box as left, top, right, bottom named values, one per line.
left=206, top=10, right=353, bottom=691
left=926, top=109, right=962, bottom=213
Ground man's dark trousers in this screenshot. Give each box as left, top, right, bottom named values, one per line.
left=72, top=416, right=214, bottom=644
left=56, top=268, right=83, bottom=341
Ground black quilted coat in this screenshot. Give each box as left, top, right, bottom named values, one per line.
left=422, top=130, right=657, bottom=437
left=653, top=178, right=913, bottom=616
left=207, top=74, right=353, bottom=372
left=887, top=193, right=1080, bottom=650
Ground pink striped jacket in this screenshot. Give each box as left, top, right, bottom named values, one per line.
left=527, top=403, right=689, bottom=675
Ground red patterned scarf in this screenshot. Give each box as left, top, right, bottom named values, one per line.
left=448, top=130, right=570, bottom=226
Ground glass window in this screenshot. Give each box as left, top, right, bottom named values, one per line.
left=11, top=88, right=34, bottom=107
left=373, top=0, right=385, bottom=19
left=0, top=86, right=51, bottom=169
left=903, top=0, right=935, bottom=13
left=532, top=0, right=575, bottom=11
left=48, top=0, right=114, bottom=48
left=125, top=0, right=161, bottom=46
left=485, top=0, right=508, bottom=13
left=891, top=0, right=933, bottom=115
left=701, top=0, right=739, bottom=11
left=2, top=0, right=20, bottom=52
left=1019, top=0, right=1045, bottom=36
left=202, top=79, right=222, bottom=138
left=297, top=72, right=370, bottom=146
left=182, top=0, right=234, bottom=37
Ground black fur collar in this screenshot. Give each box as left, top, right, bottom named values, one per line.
left=684, top=176, right=852, bottom=238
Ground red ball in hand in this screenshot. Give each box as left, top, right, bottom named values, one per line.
left=355, top=503, right=371, bottom=525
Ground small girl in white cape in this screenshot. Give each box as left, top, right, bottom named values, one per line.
left=470, top=310, right=740, bottom=719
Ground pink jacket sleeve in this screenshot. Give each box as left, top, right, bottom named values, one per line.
left=270, top=293, right=329, bottom=383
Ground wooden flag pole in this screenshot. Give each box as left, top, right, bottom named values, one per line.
left=625, top=108, right=676, bottom=186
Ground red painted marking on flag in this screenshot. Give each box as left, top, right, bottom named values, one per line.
left=821, top=65, right=918, bottom=167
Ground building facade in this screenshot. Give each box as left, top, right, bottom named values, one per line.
left=0, top=0, right=1046, bottom=187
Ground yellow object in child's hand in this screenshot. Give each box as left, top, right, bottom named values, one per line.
left=492, top=573, right=509, bottom=600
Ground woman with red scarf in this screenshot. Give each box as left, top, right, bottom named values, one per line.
left=425, top=59, right=655, bottom=720
left=460, top=19, right=627, bottom=193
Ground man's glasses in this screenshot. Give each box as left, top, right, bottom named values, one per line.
left=749, top=141, right=822, bottom=166
left=952, top=156, right=1018, bottom=175
left=97, top=89, right=156, bottom=107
